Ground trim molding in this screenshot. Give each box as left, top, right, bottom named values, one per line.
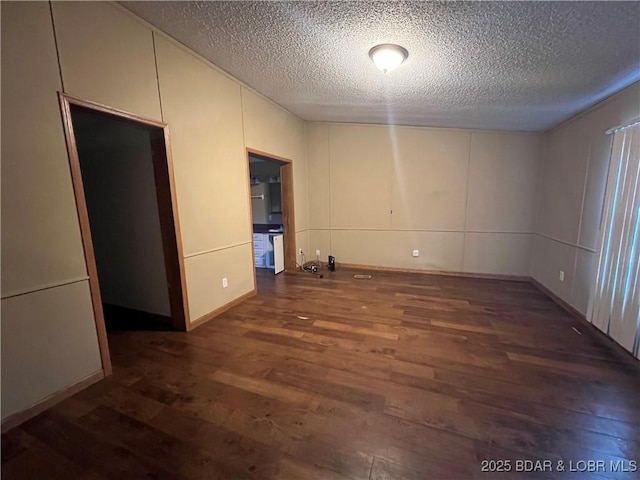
left=188, top=289, right=257, bottom=331
left=545, top=82, right=640, bottom=135
left=246, top=147, right=294, bottom=165
left=58, top=92, right=190, bottom=357
left=306, top=120, right=541, bottom=136
left=3, top=272, right=636, bottom=433
left=58, top=92, right=112, bottom=375
left=59, top=93, right=166, bottom=127
left=184, top=241, right=252, bottom=259
left=314, top=228, right=533, bottom=234
left=1, top=370, right=104, bottom=433
left=534, top=232, right=596, bottom=253
left=606, top=118, right=640, bottom=134
left=245, top=147, right=297, bottom=272
left=340, top=263, right=638, bottom=366
left=529, top=278, right=585, bottom=321
left=1, top=276, right=89, bottom=300
left=338, top=263, right=531, bottom=282
left=530, top=279, right=639, bottom=367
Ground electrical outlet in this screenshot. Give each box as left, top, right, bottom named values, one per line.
left=299, top=248, right=303, bottom=255
left=222, top=277, right=228, bottom=288
left=559, top=271, right=564, bottom=282
left=412, top=250, right=419, bottom=257
left=316, top=249, right=320, bottom=257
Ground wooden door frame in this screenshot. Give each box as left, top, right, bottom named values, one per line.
left=58, top=93, right=190, bottom=375
left=246, top=148, right=297, bottom=274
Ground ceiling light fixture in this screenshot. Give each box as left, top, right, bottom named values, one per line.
left=369, top=44, right=409, bottom=73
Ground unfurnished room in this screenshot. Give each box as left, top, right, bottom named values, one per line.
left=1, top=1, right=639, bottom=479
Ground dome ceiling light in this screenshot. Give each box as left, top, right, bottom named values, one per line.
left=368, top=44, right=409, bottom=73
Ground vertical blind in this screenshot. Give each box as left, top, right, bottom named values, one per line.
left=588, top=120, right=640, bottom=358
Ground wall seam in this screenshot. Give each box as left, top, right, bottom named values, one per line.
left=110, top=3, right=303, bottom=125
left=461, top=132, right=473, bottom=270
left=545, top=82, right=640, bottom=135
left=239, top=87, right=254, bottom=270
left=534, top=232, right=597, bottom=253
left=531, top=137, right=548, bottom=276
left=307, top=121, right=540, bottom=136
left=184, top=241, right=252, bottom=260
left=151, top=31, right=165, bottom=122
left=324, top=228, right=533, bottom=234
left=2, top=277, right=90, bottom=301
left=387, top=127, right=395, bottom=231
left=571, top=128, right=594, bottom=302
left=304, top=122, right=311, bottom=247
left=48, top=1, right=65, bottom=91
left=327, top=125, right=333, bottom=254
left=575, top=134, right=592, bottom=248
left=240, top=87, right=248, bottom=160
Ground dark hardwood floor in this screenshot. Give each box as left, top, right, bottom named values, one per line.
left=3, top=268, right=639, bottom=479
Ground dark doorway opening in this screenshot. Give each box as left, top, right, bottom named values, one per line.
left=60, top=94, right=189, bottom=372
left=72, top=106, right=174, bottom=331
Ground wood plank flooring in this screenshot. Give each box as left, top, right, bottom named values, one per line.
left=3, top=268, right=640, bottom=479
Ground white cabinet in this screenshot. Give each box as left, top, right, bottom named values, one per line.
left=253, top=233, right=266, bottom=268
left=253, top=233, right=284, bottom=274
left=273, top=234, right=284, bottom=274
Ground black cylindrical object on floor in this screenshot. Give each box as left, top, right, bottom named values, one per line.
left=328, top=255, right=336, bottom=271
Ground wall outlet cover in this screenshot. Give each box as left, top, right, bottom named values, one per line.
left=559, top=271, right=565, bottom=282
left=316, top=250, right=320, bottom=256
left=412, top=250, right=419, bottom=257
left=222, top=277, right=228, bottom=288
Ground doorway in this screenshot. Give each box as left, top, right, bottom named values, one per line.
left=59, top=94, right=189, bottom=373
left=246, top=149, right=296, bottom=280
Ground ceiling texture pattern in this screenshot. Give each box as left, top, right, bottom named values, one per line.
left=122, top=1, right=640, bottom=132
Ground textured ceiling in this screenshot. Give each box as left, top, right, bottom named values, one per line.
left=122, top=1, right=640, bottom=132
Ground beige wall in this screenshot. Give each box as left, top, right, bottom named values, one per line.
left=153, top=35, right=252, bottom=321
left=3, top=0, right=635, bottom=426
left=1, top=2, right=308, bottom=421
left=533, top=82, right=640, bottom=315
left=1, top=2, right=102, bottom=420
left=306, top=123, right=542, bottom=275
left=1, top=283, right=103, bottom=419
left=242, top=88, right=310, bottom=255
left=52, top=1, right=162, bottom=120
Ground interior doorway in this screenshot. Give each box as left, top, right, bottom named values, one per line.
left=246, top=149, right=296, bottom=280
left=59, top=94, right=189, bottom=373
